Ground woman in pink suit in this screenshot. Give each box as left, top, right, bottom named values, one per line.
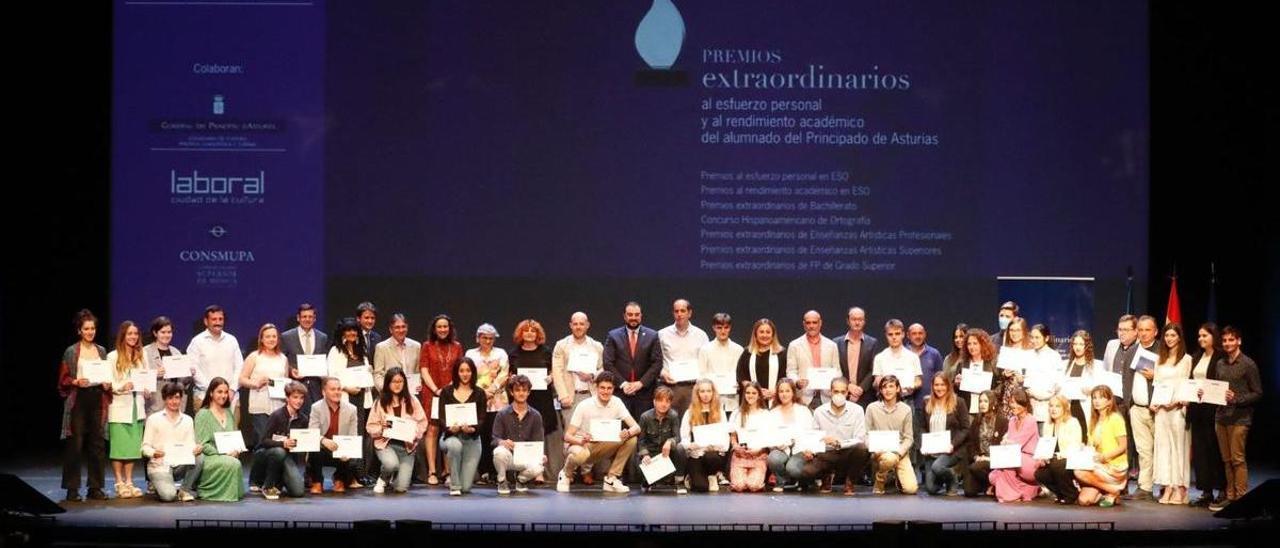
left=989, top=388, right=1041, bottom=502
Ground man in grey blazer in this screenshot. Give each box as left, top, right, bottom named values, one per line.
left=307, top=377, right=362, bottom=493
left=281, top=304, right=330, bottom=405
left=833, top=307, right=881, bottom=407
left=372, top=313, right=421, bottom=390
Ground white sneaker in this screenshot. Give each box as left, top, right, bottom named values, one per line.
left=602, top=475, right=630, bottom=493
left=675, top=484, right=688, bottom=495
left=717, top=472, right=729, bottom=486
left=449, top=489, right=462, bottom=496
left=373, top=478, right=386, bottom=494
left=248, top=485, right=262, bottom=494
left=708, top=476, right=719, bottom=492
left=178, top=490, right=195, bottom=502
left=556, top=471, right=572, bottom=493
left=515, top=481, right=529, bottom=493
left=497, top=480, right=511, bottom=495
left=262, top=487, right=281, bottom=500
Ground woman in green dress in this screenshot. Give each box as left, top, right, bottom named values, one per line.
left=107, top=321, right=147, bottom=498
left=194, top=377, right=245, bottom=501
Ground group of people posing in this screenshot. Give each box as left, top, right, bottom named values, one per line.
left=57, top=300, right=1260, bottom=512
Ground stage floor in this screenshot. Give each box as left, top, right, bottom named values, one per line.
left=4, top=457, right=1264, bottom=532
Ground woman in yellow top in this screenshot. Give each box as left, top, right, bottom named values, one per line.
left=1074, top=385, right=1128, bottom=507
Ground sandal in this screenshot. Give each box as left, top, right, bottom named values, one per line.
left=427, top=473, right=439, bottom=486
left=128, top=483, right=144, bottom=498
left=114, top=482, right=132, bottom=499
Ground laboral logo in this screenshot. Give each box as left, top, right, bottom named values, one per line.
left=169, top=169, right=266, bottom=204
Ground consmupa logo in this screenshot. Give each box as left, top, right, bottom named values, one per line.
left=179, top=250, right=256, bottom=263
left=170, top=170, right=265, bottom=195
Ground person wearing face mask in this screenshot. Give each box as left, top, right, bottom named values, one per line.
left=995, top=301, right=1019, bottom=347
left=802, top=377, right=871, bottom=496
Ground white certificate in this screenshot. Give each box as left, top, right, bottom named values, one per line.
left=340, top=366, right=374, bottom=389
left=1150, top=380, right=1177, bottom=407
left=1032, top=436, right=1057, bottom=460
left=513, top=441, right=544, bottom=468
left=161, top=356, right=192, bottom=379
left=921, top=431, right=952, bottom=455
left=333, top=435, right=362, bottom=459
left=1199, top=379, right=1229, bottom=406
left=567, top=350, right=598, bottom=375
left=406, top=373, right=422, bottom=395
left=989, top=444, right=1022, bottom=469
left=1174, top=379, right=1200, bottom=403
left=164, top=442, right=196, bottom=466
left=959, top=368, right=993, bottom=394
left=640, top=454, right=677, bottom=484
left=792, top=429, right=827, bottom=454
left=445, top=403, right=478, bottom=427
left=214, top=431, right=247, bottom=454
left=738, top=426, right=782, bottom=450
left=806, top=367, right=839, bottom=391
left=867, top=430, right=900, bottom=454
left=289, top=428, right=321, bottom=453
left=1132, top=348, right=1158, bottom=372
left=78, top=360, right=112, bottom=385
left=710, top=373, right=737, bottom=395
left=1023, top=370, right=1057, bottom=393
left=268, top=377, right=290, bottom=399
left=589, top=418, right=622, bottom=442
left=1066, top=446, right=1097, bottom=470
left=385, top=415, right=418, bottom=442
left=1060, top=377, right=1090, bottom=401
left=518, top=368, right=549, bottom=390
left=692, top=422, right=730, bottom=450
left=130, top=369, right=157, bottom=393
left=968, top=394, right=980, bottom=414
left=297, top=355, right=328, bottom=378
left=997, top=351, right=1028, bottom=372
left=1033, top=401, right=1051, bottom=422
left=668, top=360, right=699, bottom=383
left=1095, top=370, right=1123, bottom=396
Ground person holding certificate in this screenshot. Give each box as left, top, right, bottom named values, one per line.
left=1074, top=385, right=1128, bottom=507
left=558, top=371, right=641, bottom=494
left=865, top=375, right=917, bottom=495
left=995, top=319, right=1032, bottom=416
left=419, top=314, right=463, bottom=486
left=1025, top=324, right=1063, bottom=424
left=367, top=367, right=428, bottom=494
left=678, top=379, right=729, bottom=492
left=951, top=329, right=999, bottom=415
left=240, top=323, right=289, bottom=494
left=1150, top=323, right=1193, bottom=504
left=1210, top=326, right=1262, bottom=511
left=1033, top=395, right=1083, bottom=504
left=466, top=323, right=509, bottom=486
left=255, top=381, right=309, bottom=499
left=327, top=319, right=374, bottom=487
left=1187, top=323, right=1225, bottom=508
left=698, top=313, right=744, bottom=415
left=307, top=377, right=362, bottom=493
left=785, top=310, right=840, bottom=410
left=491, top=375, right=546, bottom=495
left=871, top=320, right=924, bottom=405
left=766, top=379, right=816, bottom=492
left=728, top=382, right=772, bottom=492
left=187, top=305, right=243, bottom=412
left=280, top=303, right=330, bottom=406
left=509, top=319, right=560, bottom=483
left=637, top=386, right=685, bottom=493
left=962, top=391, right=1007, bottom=497
left=194, top=378, right=245, bottom=501
left=141, top=382, right=202, bottom=502
left=803, top=377, right=871, bottom=496
left=658, top=299, right=710, bottom=415
left=737, top=318, right=786, bottom=406
left=143, top=316, right=193, bottom=416
left=941, top=323, right=968, bottom=382
left=921, top=373, right=970, bottom=496
left=59, top=310, right=110, bottom=502
left=1063, top=331, right=1103, bottom=440
left=439, top=357, right=486, bottom=495
left=988, top=389, right=1041, bottom=502
left=106, top=321, right=148, bottom=499
left=551, top=312, right=604, bottom=486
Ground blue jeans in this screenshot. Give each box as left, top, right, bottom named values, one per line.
left=376, top=442, right=415, bottom=493
left=767, top=449, right=805, bottom=485
left=924, top=454, right=959, bottom=495
left=147, top=456, right=203, bottom=502
left=442, top=436, right=481, bottom=492
left=258, top=447, right=305, bottom=497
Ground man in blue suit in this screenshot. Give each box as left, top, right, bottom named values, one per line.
left=603, top=301, right=664, bottom=418
left=281, top=303, right=330, bottom=405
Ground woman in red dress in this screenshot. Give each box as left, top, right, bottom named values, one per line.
left=419, top=314, right=462, bottom=485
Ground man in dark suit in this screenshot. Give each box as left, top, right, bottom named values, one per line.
left=356, top=302, right=382, bottom=361
left=603, top=301, right=663, bottom=418
left=280, top=303, right=330, bottom=405
left=832, top=306, right=881, bottom=407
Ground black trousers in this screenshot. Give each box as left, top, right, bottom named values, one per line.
left=62, top=389, right=107, bottom=491
left=1188, top=402, right=1224, bottom=492
left=800, top=445, right=871, bottom=486
left=1033, top=457, right=1078, bottom=501
left=686, top=451, right=726, bottom=492
left=963, top=458, right=992, bottom=497
left=307, top=447, right=362, bottom=485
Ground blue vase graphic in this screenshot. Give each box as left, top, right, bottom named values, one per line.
left=635, top=0, right=685, bottom=70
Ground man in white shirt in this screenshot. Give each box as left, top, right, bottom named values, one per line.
left=787, top=310, right=840, bottom=409
left=1125, top=315, right=1161, bottom=501
left=187, top=305, right=244, bottom=410
left=141, top=382, right=202, bottom=502
left=698, top=313, right=743, bottom=414
left=558, top=371, right=641, bottom=494
left=872, top=319, right=923, bottom=398
left=657, top=299, right=709, bottom=415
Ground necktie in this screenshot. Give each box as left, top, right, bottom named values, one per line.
left=303, top=332, right=312, bottom=355
left=628, top=330, right=638, bottom=382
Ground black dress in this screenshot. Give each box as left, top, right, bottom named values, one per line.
left=508, top=345, right=559, bottom=433
left=1188, top=352, right=1225, bottom=493
left=1065, top=360, right=1091, bottom=443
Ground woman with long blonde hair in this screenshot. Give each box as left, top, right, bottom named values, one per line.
left=678, top=378, right=728, bottom=492
left=106, top=321, right=147, bottom=498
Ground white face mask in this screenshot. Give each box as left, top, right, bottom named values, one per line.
left=830, top=394, right=847, bottom=407
left=998, top=317, right=1012, bottom=331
